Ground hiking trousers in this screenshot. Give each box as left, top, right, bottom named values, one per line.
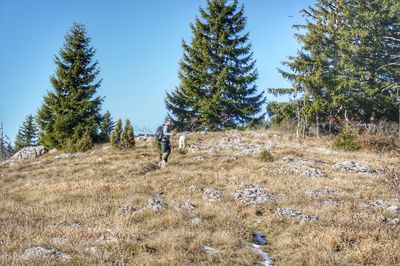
left=159, top=141, right=171, bottom=162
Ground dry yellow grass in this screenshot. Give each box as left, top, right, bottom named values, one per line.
left=0, top=129, right=399, bottom=265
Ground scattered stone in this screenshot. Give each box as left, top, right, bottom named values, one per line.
left=51, top=237, right=71, bottom=247
left=333, top=161, right=374, bottom=173
left=83, top=246, right=97, bottom=254
left=202, top=245, right=219, bottom=254
left=302, top=167, right=326, bottom=178
left=305, top=187, right=344, bottom=198
left=22, top=247, right=70, bottom=261
left=275, top=208, right=318, bottom=223
left=0, top=239, right=5, bottom=245
left=179, top=202, right=196, bottom=212
left=378, top=215, right=400, bottom=225
left=189, top=184, right=203, bottom=193
left=191, top=217, right=202, bottom=225
left=251, top=244, right=274, bottom=266
left=7, top=146, right=46, bottom=163
left=147, top=197, right=168, bottom=211
left=253, top=231, right=268, bottom=245
left=277, top=166, right=301, bottom=175
left=116, top=204, right=136, bottom=216
left=362, top=200, right=400, bottom=213
left=234, top=184, right=280, bottom=205
left=95, top=236, right=119, bottom=245
left=96, top=157, right=104, bottom=162
left=189, top=144, right=202, bottom=153
left=193, top=156, right=205, bottom=161
left=203, top=188, right=222, bottom=202
left=323, top=199, right=347, bottom=207
left=54, top=152, right=82, bottom=160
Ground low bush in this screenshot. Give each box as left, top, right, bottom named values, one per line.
left=332, top=128, right=361, bottom=151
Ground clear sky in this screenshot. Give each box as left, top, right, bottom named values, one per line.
left=0, top=0, right=315, bottom=141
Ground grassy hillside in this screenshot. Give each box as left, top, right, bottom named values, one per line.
left=0, top=130, right=399, bottom=265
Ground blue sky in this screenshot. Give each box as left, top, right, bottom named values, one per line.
left=0, top=0, right=315, bottom=141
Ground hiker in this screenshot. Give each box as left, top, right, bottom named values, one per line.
left=156, top=118, right=174, bottom=167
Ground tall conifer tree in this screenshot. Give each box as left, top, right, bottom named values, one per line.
left=99, top=111, right=114, bottom=143
left=37, top=23, right=103, bottom=151
left=165, top=0, right=265, bottom=130
left=15, top=114, right=38, bottom=151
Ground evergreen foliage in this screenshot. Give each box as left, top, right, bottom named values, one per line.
left=120, top=119, right=135, bottom=148
left=99, top=111, right=114, bottom=143
left=270, top=0, right=400, bottom=133
left=14, top=114, right=38, bottom=151
left=37, top=23, right=103, bottom=151
left=110, top=118, right=122, bottom=148
left=332, top=128, right=361, bottom=151
left=165, top=0, right=265, bottom=131
left=0, top=122, right=13, bottom=161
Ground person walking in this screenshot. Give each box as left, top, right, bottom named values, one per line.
left=156, top=118, right=174, bottom=167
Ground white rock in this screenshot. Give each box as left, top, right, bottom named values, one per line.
left=95, top=236, right=119, bottom=245
left=203, top=188, right=222, bottom=202
left=251, top=244, right=274, bottom=266
left=7, top=146, right=46, bottom=163
left=202, top=245, right=219, bottom=254
left=22, top=247, right=70, bottom=261
left=191, top=217, right=202, bottom=225
left=147, top=197, right=168, bottom=211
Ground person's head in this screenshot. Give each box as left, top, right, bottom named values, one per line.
left=164, top=117, right=173, bottom=126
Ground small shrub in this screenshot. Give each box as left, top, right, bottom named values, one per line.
left=258, top=149, right=274, bottom=162
left=357, top=131, right=400, bottom=152
left=110, top=119, right=123, bottom=148
left=120, top=119, right=135, bottom=148
left=62, top=130, right=93, bottom=152
left=332, top=128, right=361, bottom=151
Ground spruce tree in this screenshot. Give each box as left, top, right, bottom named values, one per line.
left=14, top=114, right=38, bottom=151
left=165, top=0, right=265, bottom=130
left=0, top=121, right=13, bottom=161
left=110, top=118, right=122, bottom=148
left=37, top=23, right=103, bottom=152
left=120, top=119, right=135, bottom=148
left=99, top=111, right=114, bottom=143
left=274, top=0, right=400, bottom=133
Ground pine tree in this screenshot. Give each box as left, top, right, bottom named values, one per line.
left=120, top=119, right=135, bottom=148
left=110, top=118, right=122, bottom=148
left=99, top=111, right=114, bottom=143
left=165, top=0, right=265, bottom=130
left=37, top=23, right=103, bottom=152
left=0, top=121, right=13, bottom=161
left=14, top=114, right=38, bottom=151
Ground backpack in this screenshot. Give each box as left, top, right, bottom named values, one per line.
left=155, top=125, right=164, bottom=141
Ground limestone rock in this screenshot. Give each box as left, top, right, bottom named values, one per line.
left=275, top=208, right=318, bottom=222
left=191, top=217, right=202, bottom=225
left=148, top=197, right=168, bottom=211
left=178, top=202, right=196, bottom=212
left=116, top=205, right=136, bottom=216
left=333, top=161, right=374, bottom=173
left=234, top=184, right=280, bottom=205
left=203, top=188, right=222, bottom=202
left=305, top=187, right=344, bottom=198
left=302, top=167, right=326, bottom=178
left=22, top=247, right=70, bottom=261
left=7, top=146, right=46, bottom=163
left=95, top=236, right=119, bottom=245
